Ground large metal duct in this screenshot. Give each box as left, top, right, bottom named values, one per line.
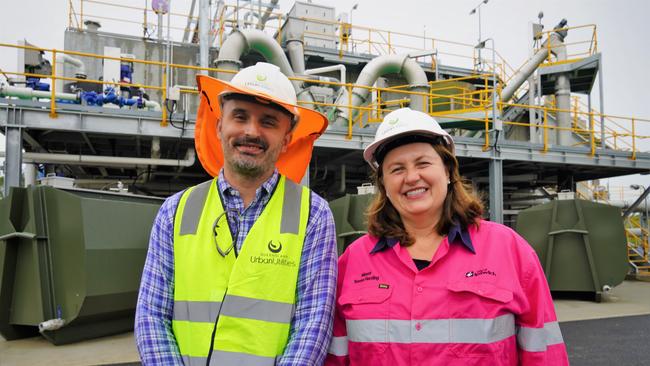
left=333, top=54, right=429, bottom=126
left=501, top=22, right=567, bottom=102
left=214, top=29, right=316, bottom=106
left=286, top=38, right=306, bottom=75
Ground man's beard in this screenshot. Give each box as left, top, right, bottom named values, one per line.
left=225, top=136, right=282, bottom=178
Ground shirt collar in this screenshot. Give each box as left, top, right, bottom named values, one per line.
left=217, top=169, right=280, bottom=199
left=370, top=221, right=475, bottom=254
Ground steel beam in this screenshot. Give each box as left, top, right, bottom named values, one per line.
left=489, top=156, right=504, bottom=223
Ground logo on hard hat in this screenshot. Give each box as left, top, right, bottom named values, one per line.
left=268, top=240, right=282, bottom=253
left=256, top=74, right=267, bottom=82
left=387, top=117, right=399, bottom=125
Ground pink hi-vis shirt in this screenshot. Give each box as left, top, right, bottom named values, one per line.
left=325, top=220, right=569, bottom=366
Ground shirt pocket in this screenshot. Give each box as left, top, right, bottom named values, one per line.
left=446, top=282, right=515, bottom=359
left=339, top=285, right=393, bottom=358
left=339, top=284, right=393, bottom=319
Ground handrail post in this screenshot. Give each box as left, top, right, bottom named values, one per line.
left=49, top=49, right=58, bottom=119
left=543, top=109, right=548, bottom=152
left=347, top=84, right=353, bottom=139
left=483, top=107, right=489, bottom=151
left=161, top=67, right=168, bottom=127
left=631, top=118, right=636, bottom=160
left=589, top=112, right=595, bottom=156
left=573, top=96, right=578, bottom=128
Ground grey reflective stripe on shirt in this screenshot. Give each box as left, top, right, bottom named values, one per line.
left=173, top=300, right=222, bottom=323
left=517, top=321, right=564, bottom=352
left=280, top=178, right=302, bottom=234
left=180, top=180, right=212, bottom=235
left=221, top=294, right=294, bottom=324
left=183, top=352, right=278, bottom=366
left=328, top=336, right=349, bottom=356
left=346, top=314, right=515, bottom=344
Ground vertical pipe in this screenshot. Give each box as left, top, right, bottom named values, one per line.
left=158, top=12, right=164, bottom=40
left=50, top=50, right=57, bottom=118
left=23, top=164, right=37, bottom=187
left=199, top=0, right=210, bottom=74
left=632, top=118, right=636, bottom=160
left=528, top=75, right=537, bottom=143
left=598, top=59, right=605, bottom=150
left=555, top=74, right=571, bottom=146
left=491, top=43, right=500, bottom=131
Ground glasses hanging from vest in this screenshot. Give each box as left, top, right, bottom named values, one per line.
left=212, top=209, right=239, bottom=257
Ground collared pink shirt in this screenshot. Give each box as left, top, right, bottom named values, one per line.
left=326, top=220, right=569, bottom=366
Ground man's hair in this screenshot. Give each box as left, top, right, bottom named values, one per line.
left=366, top=142, right=484, bottom=246
left=220, top=93, right=298, bottom=129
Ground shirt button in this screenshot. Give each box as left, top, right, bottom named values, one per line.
left=415, top=322, right=422, bottom=331
left=416, top=286, right=423, bottom=293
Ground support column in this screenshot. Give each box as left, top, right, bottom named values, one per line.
left=489, top=156, right=503, bottom=223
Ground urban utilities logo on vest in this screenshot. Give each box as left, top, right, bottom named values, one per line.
left=249, top=240, right=296, bottom=267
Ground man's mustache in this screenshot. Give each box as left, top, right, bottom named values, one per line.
left=233, top=136, right=269, bottom=151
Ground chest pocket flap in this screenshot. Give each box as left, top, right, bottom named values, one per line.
left=339, top=285, right=392, bottom=306
left=447, top=281, right=513, bottom=303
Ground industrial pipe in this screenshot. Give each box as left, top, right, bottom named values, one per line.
left=215, top=29, right=318, bottom=107
left=199, top=0, right=210, bottom=74
left=500, top=30, right=566, bottom=103
left=286, top=38, right=306, bottom=75
left=0, top=82, right=77, bottom=101
left=305, top=64, right=346, bottom=85
left=332, top=54, right=428, bottom=126
left=1, top=148, right=196, bottom=168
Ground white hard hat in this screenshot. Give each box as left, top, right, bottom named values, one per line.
left=363, top=107, right=454, bottom=170
left=223, top=62, right=299, bottom=118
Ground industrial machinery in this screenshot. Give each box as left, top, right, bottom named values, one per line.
left=0, top=185, right=162, bottom=344
left=516, top=197, right=629, bottom=301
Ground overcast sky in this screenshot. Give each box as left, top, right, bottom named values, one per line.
left=1, top=0, right=649, bottom=193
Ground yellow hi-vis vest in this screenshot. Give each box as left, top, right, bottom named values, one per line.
left=172, top=176, right=310, bottom=366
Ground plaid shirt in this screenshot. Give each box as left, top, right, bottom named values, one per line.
left=135, top=170, right=337, bottom=365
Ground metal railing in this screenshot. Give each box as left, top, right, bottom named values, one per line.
left=536, top=24, right=598, bottom=65
left=1, top=42, right=649, bottom=158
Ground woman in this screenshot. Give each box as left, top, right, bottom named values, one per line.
left=325, top=108, right=568, bottom=365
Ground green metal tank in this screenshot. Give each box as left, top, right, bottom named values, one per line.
left=0, top=185, right=162, bottom=344
left=429, top=80, right=478, bottom=112
left=328, top=194, right=374, bottom=256
left=515, top=199, right=628, bottom=301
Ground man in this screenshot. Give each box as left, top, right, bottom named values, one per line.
left=135, top=62, right=337, bottom=366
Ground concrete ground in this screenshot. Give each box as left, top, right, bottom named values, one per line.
left=1, top=280, right=649, bottom=365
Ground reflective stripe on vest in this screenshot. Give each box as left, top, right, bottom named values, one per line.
left=330, top=317, right=563, bottom=356
left=182, top=351, right=278, bottom=366
left=172, top=176, right=309, bottom=362
left=174, top=296, right=295, bottom=324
